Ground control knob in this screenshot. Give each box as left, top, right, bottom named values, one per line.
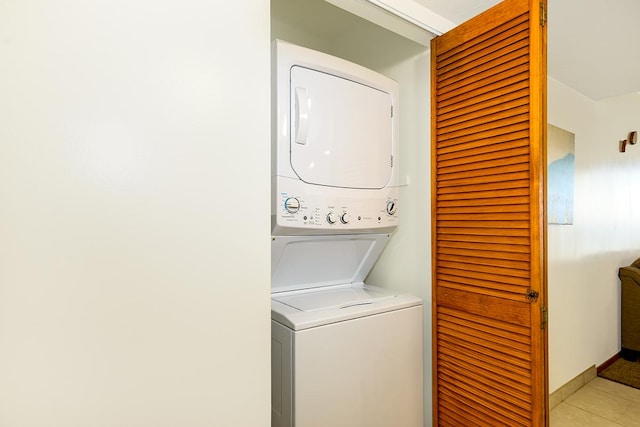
left=340, top=213, right=351, bottom=224
left=386, top=201, right=397, bottom=216
left=284, top=197, right=300, bottom=214
left=326, top=212, right=337, bottom=224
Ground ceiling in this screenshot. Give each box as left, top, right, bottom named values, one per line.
left=416, top=0, right=640, bottom=100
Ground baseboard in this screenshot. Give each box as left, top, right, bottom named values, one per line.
left=597, top=352, right=621, bottom=374
left=549, top=365, right=597, bottom=410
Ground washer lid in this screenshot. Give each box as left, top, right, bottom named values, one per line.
left=271, top=234, right=390, bottom=293
left=273, top=284, right=395, bottom=312
left=271, top=284, right=422, bottom=331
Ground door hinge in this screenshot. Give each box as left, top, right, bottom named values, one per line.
left=541, top=306, right=548, bottom=330
left=540, top=2, right=547, bottom=27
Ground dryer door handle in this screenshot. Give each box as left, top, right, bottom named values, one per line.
left=295, top=87, right=309, bottom=145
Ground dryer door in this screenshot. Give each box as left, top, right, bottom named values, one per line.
left=290, top=66, right=393, bottom=189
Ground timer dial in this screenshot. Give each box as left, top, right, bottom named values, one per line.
left=386, top=201, right=397, bottom=215
left=284, top=197, right=300, bottom=214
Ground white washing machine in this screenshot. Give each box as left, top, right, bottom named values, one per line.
left=271, top=234, right=423, bottom=427
left=270, top=40, right=423, bottom=427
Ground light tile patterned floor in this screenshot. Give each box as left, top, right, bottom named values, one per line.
left=551, top=377, right=640, bottom=426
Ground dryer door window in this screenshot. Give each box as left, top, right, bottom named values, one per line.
left=289, top=66, right=393, bottom=189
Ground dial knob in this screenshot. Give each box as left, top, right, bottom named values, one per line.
left=386, top=201, right=397, bottom=215
left=284, top=197, right=300, bottom=214
left=326, top=212, right=337, bottom=224
left=340, top=213, right=351, bottom=224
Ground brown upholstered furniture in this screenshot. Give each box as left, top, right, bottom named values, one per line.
left=619, top=258, right=640, bottom=359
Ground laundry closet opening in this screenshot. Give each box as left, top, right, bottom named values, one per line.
left=271, top=0, right=435, bottom=423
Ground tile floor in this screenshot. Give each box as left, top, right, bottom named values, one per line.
left=551, top=377, right=640, bottom=426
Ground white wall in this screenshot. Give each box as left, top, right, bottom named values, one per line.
left=0, top=1, right=271, bottom=426
left=548, top=78, right=640, bottom=392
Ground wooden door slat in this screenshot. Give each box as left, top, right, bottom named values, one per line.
left=438, top=45, right=529, bottom=92
left=435, top=0, right=529, bottom=54
left=438, top=171, right=530, bottom=187
left=438, top=246, right=531, bottom=262
left=437, top=203, right=530, bottom=213
left=439, top=311, right=531, bottom=347
left=437, top=173, right=528, bottom=190
left=438, top=81, right=529, bottom=116
left=438, top=167, right=531, bottom=184
left=438, top=88, right=530, bottom=124
left=438, top=379, right=530, bottom=426
left=439, top=366, right=532, bottom=411
left=438, top=335, right=532, bottom=375
left=439, top=158, right=530, bottom=177
left=437, top=121, right=529, bottom=148
left=437, top=12, right=529, bottom=66
left=437, top=268, right=531, bottom=284
left=436, top=70, right=530, bottom=106
left=436, top=279, right=530, bottom=298
left=438, top=98, right=529, bottom=133
left=438, top=132, right=529, bottom=159
left=437, top=113, right=530, bottom=142
left=437, top=240, right=531, bottom=254
left=438, top=252, right=530, bottom=270
left=438, top=63, right=530, bottom=105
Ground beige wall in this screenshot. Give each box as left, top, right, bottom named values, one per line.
left=548, top=77, right=640, bottom=392
left=0, top=1, right=271, bottom=426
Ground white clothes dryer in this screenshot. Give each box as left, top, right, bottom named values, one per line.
left=271, top=40, right=400, bottom=236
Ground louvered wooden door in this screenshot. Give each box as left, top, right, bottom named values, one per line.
left=431, top=0, right=547, bottom=425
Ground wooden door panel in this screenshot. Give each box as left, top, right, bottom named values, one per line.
left=432, top=0, right=547, bottom=425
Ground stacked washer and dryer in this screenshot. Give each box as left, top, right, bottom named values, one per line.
left=270, top=40, right=423, bottom=427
